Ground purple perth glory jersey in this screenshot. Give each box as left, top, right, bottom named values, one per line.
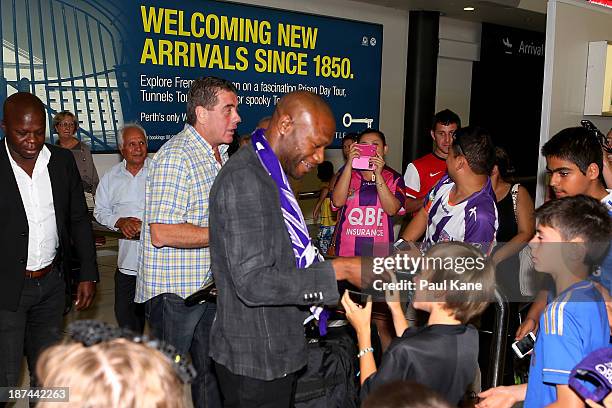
left=422, top=175, right=498, bottom=254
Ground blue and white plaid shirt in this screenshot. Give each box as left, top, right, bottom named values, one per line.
left=135, top=124, right=228, bottom=302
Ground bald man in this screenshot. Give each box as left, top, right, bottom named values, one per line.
left=0, top=92, right=98, bottom=389
left=209, top=91, right=361, bottom=406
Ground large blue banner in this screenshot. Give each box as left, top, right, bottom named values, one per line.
left=121, top=0, right=383, bottom=150
left=0, top=0, right=382, bottom=151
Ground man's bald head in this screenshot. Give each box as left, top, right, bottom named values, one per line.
left=2, top=92, right=47, bottom=165
left=3, top=92, right=45, bottom=122
left=266, top=91, right=335, bottom=179
left=270, top=91, right=334, bottom=130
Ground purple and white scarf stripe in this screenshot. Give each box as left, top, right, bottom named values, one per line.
left=251, top=129, right=322, bottom=268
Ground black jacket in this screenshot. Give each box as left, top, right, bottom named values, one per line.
left=0, top=142, right=98, bottom=311
left=208, top=144, right=339, bottom=380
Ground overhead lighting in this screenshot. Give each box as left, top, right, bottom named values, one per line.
left=464, top=6, right=475, bottom=11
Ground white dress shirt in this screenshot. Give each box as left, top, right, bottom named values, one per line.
left=94, top=158, right=149, bottom=275
left=5, top=140, right=59, bottom=270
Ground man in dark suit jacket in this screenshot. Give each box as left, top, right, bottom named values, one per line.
left=0, top=92, right=98, bottom=390
left=209, top=91, right=361, bottom=407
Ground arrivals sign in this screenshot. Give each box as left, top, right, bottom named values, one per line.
left=0, top=0, right=381, bottom=151
left=120, top=0, right=383, bottom=150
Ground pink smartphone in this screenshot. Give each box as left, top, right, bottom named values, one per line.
left=352, top=143, right=377, bottom=170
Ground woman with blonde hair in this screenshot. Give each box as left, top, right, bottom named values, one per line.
left=36, top=320, right=193, bottom=408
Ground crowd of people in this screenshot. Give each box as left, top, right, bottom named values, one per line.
left=1, top=76, right=612, bottom=408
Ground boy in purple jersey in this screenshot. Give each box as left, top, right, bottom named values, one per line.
left=400, top=126, right=498, bottom=253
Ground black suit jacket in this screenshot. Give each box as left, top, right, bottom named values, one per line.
left=0, top=142, right=98, bottom=311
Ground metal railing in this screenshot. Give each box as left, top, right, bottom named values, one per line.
left=486, top=288, right=509, bottom=389
left=0, top=0, right=125, bottom=151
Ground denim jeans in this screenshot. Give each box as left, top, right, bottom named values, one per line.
left=145, top=293, right=220, bottom=408
left=0, top=266, right=65, bottom=389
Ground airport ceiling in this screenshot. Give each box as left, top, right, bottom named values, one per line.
left=355, top=0, right=548, bottom=31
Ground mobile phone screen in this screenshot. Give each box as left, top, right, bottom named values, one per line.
left=347, top=290, right=368, bottom=307
left=393, top=239, right=409, bottom=251
left=352, top=144, right=377, bottom=170
left=513, top=333, right=535, bottom=356
left=355, top=143, right=377, bottom=157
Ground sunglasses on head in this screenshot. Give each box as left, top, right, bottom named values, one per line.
left=67, top=320, right=196, bottom=383
left=581, top=120, right=612, bottom=153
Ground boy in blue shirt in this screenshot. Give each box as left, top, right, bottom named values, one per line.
left=516, top=126, right=612, bottom=341
left=477, top=195, right=612, bottom=407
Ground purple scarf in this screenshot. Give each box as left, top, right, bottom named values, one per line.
left=252, top=129, right=329, bottom=334
left=251, top=129, right=321, bottom=267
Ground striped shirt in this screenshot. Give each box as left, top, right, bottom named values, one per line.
left=135, top=124, right=228, bottom=302
left=334, top=166, right=406, bottom=256
left=524, top=281, right=609, bottom=407
left=591, top=190, right=612, bottom=290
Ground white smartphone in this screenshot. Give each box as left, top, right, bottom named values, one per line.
left=393, top=239, right=422, bottom=255
left=393, top=238, right=410, bottom=251
left=512, top=332, right=536, bottom=358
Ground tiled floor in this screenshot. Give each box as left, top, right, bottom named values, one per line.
left=64, top=240, right=121, bottom=326
left=10, top=212, right=330, bottom=407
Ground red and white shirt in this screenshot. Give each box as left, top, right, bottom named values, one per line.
left=403, top=153, right=447, bottom=201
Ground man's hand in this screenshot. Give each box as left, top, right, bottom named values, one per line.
left=331, top=256, right=361, bottom=287
left=516, top=317, right=538, bottom=340
left=397, top=240, right=423, bottom=260
left=400, top=208, right=428, bottom=242
left=476, top=385, right=524, bottom=408
left=115, top=217, right=142, bottom=239
left=75, top=281, right=96, bottom=310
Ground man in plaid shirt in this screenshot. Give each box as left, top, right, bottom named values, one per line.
left=136, top=76, right=240, bottom=408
